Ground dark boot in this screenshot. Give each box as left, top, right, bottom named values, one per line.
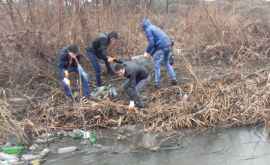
left=171, top=80, right=178, bottom=86
left=135, top=99, right=145, bottom=109
left=154, top=84, right=161, bottom=89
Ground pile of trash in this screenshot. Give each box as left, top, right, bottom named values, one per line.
left=91, top=85, right=118, bottom=99
left=0, top=144, right=49, bottom=164
left=0, top=129, right=98, bottom=164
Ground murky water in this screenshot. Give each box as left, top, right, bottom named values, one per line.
left=44, top=127, right=270, bottom=165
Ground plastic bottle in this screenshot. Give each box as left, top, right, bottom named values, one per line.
left=0, top=152, right=19, bottom=162
left=31, top=159, right=40, bottom=165
left=89, top=131, right=97, bottom=144
left=1, top=146, right=25, bottom=155
left=83, top=131, right=90, bottom=139
left=71, top=129, right=83, bottom=139
left=57, top=146, right=77, bottom=154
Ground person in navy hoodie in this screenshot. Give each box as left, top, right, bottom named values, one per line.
left=58, top=44, right=90, bottom=102
left=142, top=18, right=177, bottom=89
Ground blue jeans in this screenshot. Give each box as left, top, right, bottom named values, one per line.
left=123, top=77, right=149, bottom=101
left=153, top=47, right=176, bottom=86
left=87, top=51, right=101, bottom=86
left=59, top=66, right=90, bottom=97
left=87, top=51, right=114, bottom=87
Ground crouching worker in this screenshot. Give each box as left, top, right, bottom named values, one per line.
left=114, top=62, right=149, bottom=110
left=58, top=44, right=90, bottom=102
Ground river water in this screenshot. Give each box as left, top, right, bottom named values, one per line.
left=44, top=126, right=270, bottom=165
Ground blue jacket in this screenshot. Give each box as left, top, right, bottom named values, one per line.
left=142, top=18, right=171, bottom=56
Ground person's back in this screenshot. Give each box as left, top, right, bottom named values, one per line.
left=87, top=34, right=109, bottom=60
left=142, top=19, right=171, bottom=54
left=141, top=18, right=177, bottom=88
left=123, top=61, right=148, bottom=83
left=114, top=61, right=149, bottom=109
left=86, top=32, right=119, bottom=87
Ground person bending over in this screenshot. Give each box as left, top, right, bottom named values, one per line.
left=114, top=62, right=149, bottom=109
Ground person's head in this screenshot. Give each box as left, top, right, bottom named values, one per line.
left=114, top=63, right=125, bottom=77
left=67, top=44, right=79, bottom=57
left=108, top=31, right=119, bottom=46
left=141, top=17, right=151, bottom=30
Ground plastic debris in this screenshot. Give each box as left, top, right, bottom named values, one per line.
left=0, top=146, right=25, bottom=155
left=21, top=154, right=39, bottom=161
left=39, top=148, right=50, bottom=158
left=0, top=152, right=19, bottom=162
left=90, top=131, right=97, bottom=144
left=91, top=85, right=118, bottom=99
left=31, top=159, right=40, bottom=165
left=57, top=146, right=77, bottom=154
left=21, top=148, right=50, bottom=161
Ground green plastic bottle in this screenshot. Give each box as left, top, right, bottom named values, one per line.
left=89, top=131, right=96, bottom=144
left=1, top=146, right=25, bottom=155
left=71, top=129, right=83, bottom=140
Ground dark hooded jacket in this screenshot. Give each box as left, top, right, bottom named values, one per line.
left=123, top=61, right=148, bottom=90
left=142, top=18, right=171, bottom=56
left=86, top=33, right=110, bottom=61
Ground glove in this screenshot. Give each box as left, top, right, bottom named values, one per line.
left=64, top=70, right=69, bottom=78
left=144, top=52, right=150, bottom=58
left=108, top=56, right=115, bottom=63
left=128, top=100, right=135, bottom=110
left=63, top=77, right=71, bottom=87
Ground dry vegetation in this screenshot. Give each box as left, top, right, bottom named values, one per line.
left=1, top=0, right=270, bottom=142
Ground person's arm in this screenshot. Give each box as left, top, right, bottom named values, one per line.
left=113, top=58, right=124, bottom=64
left=144, top=28, right=155, bottom=55
left=97, top=38, right=108, bottom=61
left=58, top=48, right=68, bottom=69
left=129, top=72, right=137, bottom=91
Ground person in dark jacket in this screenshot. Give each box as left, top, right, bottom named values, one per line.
left=58, top=44, right=90, bottom=100
left=86, top=32, right=119, bottom=87
left=114, top=62, right=149, bottom=109
left=142, top=18, right=177, bottom=89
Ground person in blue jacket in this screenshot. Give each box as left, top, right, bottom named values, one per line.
left=58, top=44, right=90, bottom=101
left=142, top=18, right=177, bottom=89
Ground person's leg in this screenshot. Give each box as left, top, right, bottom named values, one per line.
left=153, top=50, right=163, bottom=87
left=163, top=48, right=177, bottom=82
left=122, top=79, right=130, bottom=91
left=135, top=77, right=149, bottom=107
left=126, top=86, right=144, bottom=108
left=135, top=77, right=149, bottom=93
left=77, top=65, right=90, bottom=97
left=87, top=51, right=102, bottom=87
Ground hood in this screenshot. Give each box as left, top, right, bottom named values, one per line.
left=142, top=18, right=152, bottom=29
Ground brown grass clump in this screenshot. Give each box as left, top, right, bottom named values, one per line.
left=28, top=67, right=270, bottom=133
left=0, top=89, right=32, bottom=145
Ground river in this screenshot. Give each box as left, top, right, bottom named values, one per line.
left=44, top=126, right=270, bottom=165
